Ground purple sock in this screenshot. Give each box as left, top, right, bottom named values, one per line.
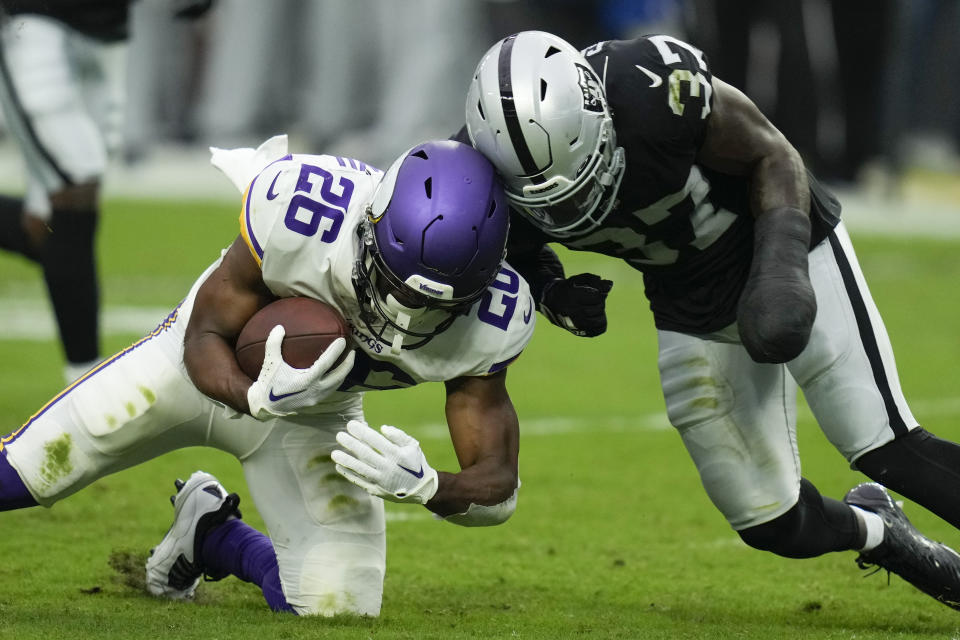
left=201, top=518, right=294, bottom=613
left=0, top=448, right=38, bottom=511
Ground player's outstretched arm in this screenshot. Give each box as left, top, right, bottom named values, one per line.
left=332, top=371, right=520, bottom=525
left=696, top=78, right=816, bottom=364
left=432, top=371, right=519, bottom=520
left=507, top=227, right=613, bottom=338
left=183, top=236, right=275, bottom=414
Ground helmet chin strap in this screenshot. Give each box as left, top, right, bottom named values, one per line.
left=385, top=293, right=424, bottom=354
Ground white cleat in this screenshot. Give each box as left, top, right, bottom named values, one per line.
left=145, top=471, right=241, bottom=599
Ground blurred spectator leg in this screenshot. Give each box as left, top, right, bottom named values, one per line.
left=333, top=0, right=489, bottom=168
left=296, top=0, right=379, bottom=150
left=196, top=0, right=290, bottom=146
left=830, top=0, right=895, bottom=182
left=770, top=0, right=820, bottom=172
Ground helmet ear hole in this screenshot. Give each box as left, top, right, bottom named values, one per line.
left=424, top=177, right=432, bottom=198
left=540, top=79, right=548, bottom=100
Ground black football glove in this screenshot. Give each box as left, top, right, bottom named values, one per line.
left=539, top=273, right=613, bottom=337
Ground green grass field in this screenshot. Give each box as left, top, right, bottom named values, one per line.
left=2, top=198, right=960, bottom=639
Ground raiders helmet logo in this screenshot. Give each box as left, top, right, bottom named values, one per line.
left=575, top=64, right=605, bottom=113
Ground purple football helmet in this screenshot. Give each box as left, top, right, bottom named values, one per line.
left=353, top=140, right=509, bottom=351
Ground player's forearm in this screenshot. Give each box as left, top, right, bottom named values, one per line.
left=427, top=460, right=518, bottom=517
left=183, top=332, right=252, bottom=413
left=738, top=144, right=816, bottom=363
left=749, top=144, right=810, bottom=218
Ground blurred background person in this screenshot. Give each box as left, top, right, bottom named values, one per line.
left=828, top=0, right=896, bottom=184
left=179, top=0, right=490, bottom=170
left=0, top=0, right=211, bottom=384
left=689, top=0, right=960, bottom=191
left=876, top=0, right=960, bottom=183
left=0, top=0, right=132, bottom=384
left=8, top=0, right=960, bottom=190
left=688, top=0, right=822, bottom=174
left=3, top=0, right=959, bottom=363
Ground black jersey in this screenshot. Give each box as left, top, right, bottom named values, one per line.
left=493, top=35, right=842, bottom=335
left=1, top=0, right=132, bottom=41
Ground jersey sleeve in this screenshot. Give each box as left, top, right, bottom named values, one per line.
left=585, top=35, right=714, bottom=197
left=239, top=159, right=293, bottom=269
left=239, top=155, right=359, bottom=298
left=460, top=262, right=537, bottom=378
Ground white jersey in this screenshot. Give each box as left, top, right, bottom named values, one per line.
left=173, top=136, right=536, bottom=399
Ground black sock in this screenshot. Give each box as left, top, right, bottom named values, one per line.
left=0, top=195, right=40, bottom=262
left=40, top=207, right=100, bottom=364
left=857, top=428, right=960, bottom=529
left=738, top=477, right=861, bottom=558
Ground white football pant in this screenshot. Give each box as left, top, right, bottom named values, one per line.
left=658, top=222, right=918, bottom=530
left=0, top=308, right=386, bottom=616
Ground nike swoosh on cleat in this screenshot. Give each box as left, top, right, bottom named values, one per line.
left=397, top=463, right=425, bottom=479
left=268, top=388, right=303, bottom=401
left=266, top=172, right=282, bottom=200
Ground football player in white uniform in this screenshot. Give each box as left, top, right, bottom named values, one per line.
left=0, top=137, right=536, bottom=616
left=0, top=0, right=211, bottom=383
left=460, top=31, right=960, bottom=609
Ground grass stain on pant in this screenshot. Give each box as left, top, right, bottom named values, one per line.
left=40, top=433, right=73, bottom=489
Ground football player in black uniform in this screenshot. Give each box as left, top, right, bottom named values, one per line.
left=458, top=30, right=960, bottom=609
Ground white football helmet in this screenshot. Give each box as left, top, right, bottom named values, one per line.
left=466, top=31, right=625, bottom=238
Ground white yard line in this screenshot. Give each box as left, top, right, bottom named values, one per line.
left=0, top=301, right=173, bottom=340
left=412, top=399, right=960, bottom=441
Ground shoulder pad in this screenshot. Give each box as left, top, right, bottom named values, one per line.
left=210, top=134, right=290, bottom=193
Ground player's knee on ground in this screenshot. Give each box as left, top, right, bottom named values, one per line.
left=240, top=422, right=388, bottom=617
left=273, top=484, right=386, bottom=616
left=285, top=541, right=385, bottom=617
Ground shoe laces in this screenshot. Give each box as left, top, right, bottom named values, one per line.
left=855, top=556, right=892, bottom=585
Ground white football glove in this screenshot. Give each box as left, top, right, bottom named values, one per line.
left=246, top=326, right=355, bottom=420
left=332, top=420, right=439, bottom=504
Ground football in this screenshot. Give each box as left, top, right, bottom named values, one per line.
left=235, top=297, right=350, bottom=379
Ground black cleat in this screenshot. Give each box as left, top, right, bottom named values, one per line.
left=845, top=482, right=960, bottom=610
